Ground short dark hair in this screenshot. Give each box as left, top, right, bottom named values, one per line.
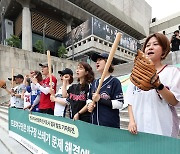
left=174, top=30, right=179, bottom=34
left=78, top=62, right=95, bottom=90
left=109, top=65, right=114, bottom=73
left=15, top=74, right=24, bottom=79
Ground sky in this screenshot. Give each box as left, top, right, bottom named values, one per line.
left=145, top=0, right=180, bottom=19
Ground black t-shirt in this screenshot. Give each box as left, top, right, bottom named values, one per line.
left=67, top=83, right=90, bottom=122
left=171, top=36, right=180, bottom=51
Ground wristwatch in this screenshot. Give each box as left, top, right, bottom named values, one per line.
left=157, top=83, right=164, bottom=91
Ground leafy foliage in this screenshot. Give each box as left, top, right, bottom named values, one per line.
left=34, top=40, right=44, bottom=53
left=5, top=35, right=21, bottom=48
left=58, top=44, right=67, bottom=58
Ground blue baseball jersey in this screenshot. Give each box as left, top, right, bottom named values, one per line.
left=89, top=76, right=124, bottom=128
left=27, top=86, right=40, bottom=112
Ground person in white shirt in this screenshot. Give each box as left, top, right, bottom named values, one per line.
left=3, top=76, right=18, bottom=108
left=9, top=86, right=18, bottom=108
left=125, top=33, right=180, bottom=138
left=11, top=74, right=25, bottom=109
left=50, top=68, right=73, bottom=117
left=21, top=76, right=31, bottom=110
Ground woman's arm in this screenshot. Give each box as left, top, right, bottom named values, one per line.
left=160, top=68, right=180, bottom=105
left=35, top=83, right=50, bottom=95
left=128, top=105, right=137, bottom=134
left=5, top=88, right=11, bottom=94
left=29, top=95, right=40, bottom=111
left=50, top=95, right=67, bottom=106
left=73, top=105, right=88, bottom=120
left=21, top=90, right=25, bottom=99
left=15, top=93, right=22, bottom=98
left=91, top=78, right=124, bottom=110
left=31, top=78, right=50, bottom=95
left=158, top=87, right=178, bottom=106
left=22, top=75, right=28, bottom=85
left=62, top=79, right=69, bottom=98
left=32, top=95, right=40, bottom=106
left=23, top=105, right=31, bottom=110
left=151, top=72, right=179, bottom=106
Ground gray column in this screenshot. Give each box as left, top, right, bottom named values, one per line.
left=67, top=22, right=72, bottom=33
left=65, top=18, right=73, bottom=33
left=17, top=0, right=32, bottom=51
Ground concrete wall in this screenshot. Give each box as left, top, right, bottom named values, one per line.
left=0, top=45, right=79, bottom=103
left=41, top=0, right=150, bottom=38
left=42, top=0, right=90, bottom=21
left=150, top=11, right=180, bottom=37
left=92, top=0, right=152, bottom=36
left=0, top=45, right=177, bottom=104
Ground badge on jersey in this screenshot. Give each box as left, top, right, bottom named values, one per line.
left=100, top=92, right=110, bottom=100
left=107, top=85, right=111, bottom=89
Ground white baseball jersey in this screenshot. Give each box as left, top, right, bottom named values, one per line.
left=23, top=90, right=31, bottom=109
left=15, top=84, right=25, bottom=109
left=125, top=65, right=180, bottom=137
left=54, top=85, right=70, bottom=117
left=10, top=86, right=18, bottom=107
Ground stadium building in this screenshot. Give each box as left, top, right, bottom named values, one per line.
left=150, top=11, right=180, bottom=39
left=0, top=0, right=151, bottom=63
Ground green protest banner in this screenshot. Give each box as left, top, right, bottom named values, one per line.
left=9, top=108, right=180, bottom=154
left=176, top=63, right=180, bottom=68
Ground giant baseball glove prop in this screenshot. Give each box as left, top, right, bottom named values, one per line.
left=130, top=50, right=161, bottom=91
left=0, top=80, right=6, bottom=89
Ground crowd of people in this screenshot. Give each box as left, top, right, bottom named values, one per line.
left=2, top=33, right=180, bottom=138
left=5, top=55, right=124, bottom=127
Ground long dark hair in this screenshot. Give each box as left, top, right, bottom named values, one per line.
left=34, top=71, right=43, bottom=83
left=69, top=75, right=73, bottom=84
left=104, top=59, right=114, bottom=73
left=78, top=62, right=95, bottom=90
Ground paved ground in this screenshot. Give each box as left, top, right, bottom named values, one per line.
left=0, top=105, right=32, bottom=154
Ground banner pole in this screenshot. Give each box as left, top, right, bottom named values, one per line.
left=47, top=50, right=52, bottom=89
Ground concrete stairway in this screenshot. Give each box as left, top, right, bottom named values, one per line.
left=120, top=107, right=129, bottom=130
left=120, top=107, right=180, bottom=138
left=0, top=105, right=32, bottom=154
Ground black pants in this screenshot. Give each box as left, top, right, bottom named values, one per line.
left=79, top=114, right=90, bottom=123
left=39, top=108, right=54, bottom=115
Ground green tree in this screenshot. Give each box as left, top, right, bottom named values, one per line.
left=5, top=35, right=21, bottom=48
left=58, top=44, right=67, bottom=58
left=34, top=40, right=44, bottom=53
